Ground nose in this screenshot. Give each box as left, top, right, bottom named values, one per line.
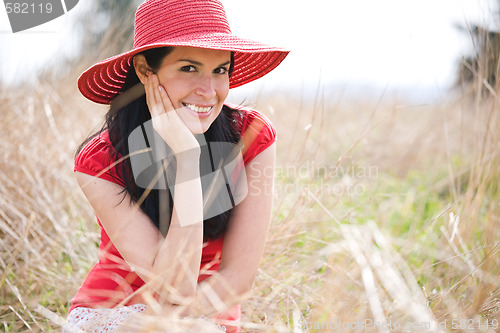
left=194, top=74, right=216, bottom=98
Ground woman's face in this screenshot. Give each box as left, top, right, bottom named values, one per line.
left=155, top=46, right=231, bottom=134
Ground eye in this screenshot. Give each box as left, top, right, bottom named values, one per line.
left=180, top=65, right=197, bottom=72
left=214, top=67, right=229, bottom=75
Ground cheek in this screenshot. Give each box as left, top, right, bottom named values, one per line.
left=216, top=80, right=230, bottom=101
left=160, top=76, right=191, bottom=101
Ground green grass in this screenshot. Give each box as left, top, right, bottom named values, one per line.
left=0, top=73, right=499, bottom=331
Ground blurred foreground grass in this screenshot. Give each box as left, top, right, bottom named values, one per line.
left=0, top=74, right=498, bottom=332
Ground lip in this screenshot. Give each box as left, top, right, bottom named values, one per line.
left=182, top=102, right=215, bottom=119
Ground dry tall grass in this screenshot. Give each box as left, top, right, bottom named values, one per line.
left=251, top=89, right=500, bottom=332
left=1, top=61, right=499, bottom=332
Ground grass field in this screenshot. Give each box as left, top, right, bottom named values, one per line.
left=0, top=68, right=498, bottom=331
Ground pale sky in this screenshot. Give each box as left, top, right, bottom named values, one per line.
left=0, top=0, right=498, bottom=102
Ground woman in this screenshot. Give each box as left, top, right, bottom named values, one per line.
left=63, top=0, right=288, bottom=332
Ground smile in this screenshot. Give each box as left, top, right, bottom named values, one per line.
left=182, top=103, right=213, bottom=113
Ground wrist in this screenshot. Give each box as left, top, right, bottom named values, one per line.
left=175, top=149, right=200, bottom=178
left=174, top=146, right=201, bottom=162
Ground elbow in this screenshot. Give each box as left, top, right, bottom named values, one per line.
left=236, top=277, right=255, bottom=296
left=219, top=268, right=256, bottom=298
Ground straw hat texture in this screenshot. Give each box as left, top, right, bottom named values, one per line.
left=78, top=0, right=290, bottom=104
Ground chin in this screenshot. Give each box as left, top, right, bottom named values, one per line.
left=187, top=113, right=221, bottom=134
left=187, top=122, right=211, bottom=134
left=190, top=128, right=208, bottom=134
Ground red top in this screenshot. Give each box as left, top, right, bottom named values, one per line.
left=69, top=106, right=276, bottom=327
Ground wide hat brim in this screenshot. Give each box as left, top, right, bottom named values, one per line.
left=78, top=33, right=289, bottom=105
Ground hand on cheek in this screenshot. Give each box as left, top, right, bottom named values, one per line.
left=144, top=73, right=200, bottom=155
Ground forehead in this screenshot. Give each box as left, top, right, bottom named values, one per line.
left=165, top=46, right=231, bottom=63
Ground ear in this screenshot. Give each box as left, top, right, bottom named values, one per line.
left=133, top=54, right=153, bottom=84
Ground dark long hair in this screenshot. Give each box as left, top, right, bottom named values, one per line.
left=77, top=47, right=241, bottom=240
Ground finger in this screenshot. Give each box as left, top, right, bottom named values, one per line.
left=150, top=74, right=168, bottom=118
left=146, top=74, right=164, bottom=118
left=144, top=74, right=156, bottom=111
left=158, top=84, right=175, bottom=114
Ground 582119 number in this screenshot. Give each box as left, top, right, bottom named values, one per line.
left=5, top=2, right=53, bottom=14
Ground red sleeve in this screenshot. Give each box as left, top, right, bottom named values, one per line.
left=74, top=131, right=125, bottom=186
left=74, top=109, right=275, bottom=183
left=234, top=105, right=277, bottom=165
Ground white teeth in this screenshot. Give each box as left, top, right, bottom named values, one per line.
left=184, top=103, right=212, bottom=113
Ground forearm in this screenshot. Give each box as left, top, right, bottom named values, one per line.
left=150, top=224, right=203, bottom=302
left=150, top=158, right=204, bottom=301
left=188, top=269, right=254, bottom=317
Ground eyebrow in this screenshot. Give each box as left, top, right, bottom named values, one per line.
left=177, top=59, right=231, bottom=67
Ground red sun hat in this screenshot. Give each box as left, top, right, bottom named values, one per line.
left=78, top=0, right=290, bottom=105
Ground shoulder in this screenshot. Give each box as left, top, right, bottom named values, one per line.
left=225, top=103, right=277, bottom=165
left=74, top=130, right=124, bottom=186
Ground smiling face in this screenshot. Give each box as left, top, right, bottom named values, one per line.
left=152, top=46, right=231, bottom=134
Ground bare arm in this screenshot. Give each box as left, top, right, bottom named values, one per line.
left=76, top=68, right=206, bottom=304
left=76, top=152, right=204, bottom=301
left=77, top=137, right=274, bottom=317
left=189, top=142, right=276, bottom=316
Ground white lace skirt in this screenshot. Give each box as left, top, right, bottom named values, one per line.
left=62, top=304, right=147, bottom=333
